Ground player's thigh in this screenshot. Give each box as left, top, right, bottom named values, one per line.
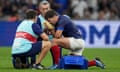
left=26, top=41, right=42, bottom=56
left=69, top=37, right=85, bottom=50
left=20, top=41, right=51, bottom=56
left=68, top=38, right=85, bottom=55
left=12, top=41, right=42, bottom=57
left=52, top=38, right=70, bottom=49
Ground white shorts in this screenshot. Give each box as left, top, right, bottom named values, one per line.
left=69, top=37, right=85, bottom=55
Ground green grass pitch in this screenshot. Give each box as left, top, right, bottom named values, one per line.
left=0, top=47, right=120, bottom=72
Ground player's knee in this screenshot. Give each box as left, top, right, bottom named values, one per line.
left=51, top=38, right=58, bottom=45
left=43, top=41, right=51, bottom=49
left=46, top=41, right=51, bottom=48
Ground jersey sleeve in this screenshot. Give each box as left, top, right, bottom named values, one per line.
left=56, top=19, right=66, bottom=31
left=36, top=17, right=42, bottom=29
left=32, top=23, right=43, bottom=35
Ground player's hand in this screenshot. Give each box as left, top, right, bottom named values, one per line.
left=44, top=28, right=55, bottom=35
left=44, top=21, right=54, bottom=30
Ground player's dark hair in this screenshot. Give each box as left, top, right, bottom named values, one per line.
left=26, top=9, right=37, bottom=19
left=45, top=10, right=58, bottom=20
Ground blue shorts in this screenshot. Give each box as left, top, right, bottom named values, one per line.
left=12, top=41, right=42, bottom=68
left=12, top=41, right=42, bottom=57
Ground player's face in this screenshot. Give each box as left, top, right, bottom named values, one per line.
left=39, top=4, right=50, bottom=16
left=47, top=16, right=58, bottom=25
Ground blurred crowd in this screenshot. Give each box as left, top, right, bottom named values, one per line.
left=0, top=0, right=120, bottom=21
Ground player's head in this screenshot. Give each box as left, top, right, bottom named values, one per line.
left=38, top=0, right=51, bottom=16
left=26, top=9, right=37, bottom=22
left=45, top=10, right=59, bottom=25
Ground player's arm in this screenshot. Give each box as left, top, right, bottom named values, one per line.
left=54, top=30, right=63, bottom=38
left=54, top=20, right=66, bottom=38
left=44, top=21, right=54, bottom=30
left=32, top=23, right=49, bottom=41
left=40, top=33, right=49, bottom=41
left=43, top=21, right=55, bottom=35
left=54, top=24, right=65, bottom=38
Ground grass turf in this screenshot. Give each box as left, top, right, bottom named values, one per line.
left=0, top=47, right=120, bottom=72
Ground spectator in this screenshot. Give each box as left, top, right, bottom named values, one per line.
left=82, top=8, right=92, bottom=20
left=54, top=0, right=69, bottom=14
left=48, top=0, right=61, bottom=12
left=7, top=13, right=19, bottom=22
left=86, top=0, right=97, bottom=10
left=97, top=0, right=111, bottom=11
left=108, top=10, right=119, bottom=20
left=26, top=0, right=37, bottom=9
left=0, top=0, right=120, bottom=20
left=72, top=0, right=88, bottom=18
left=72, top=13, right=81, bottom=20
left=111, top=0, right=120, bottom=18
left=18, top=5, right=28, bottom=20
left=98, top=10, right=106, bottom=20
left=11, top=5, right=18, bottom=15
left=103, top=7, right=110, bottom=20
left=0, top=6, right=3, bottom=17
left=2, top=1, right=12, bottom=15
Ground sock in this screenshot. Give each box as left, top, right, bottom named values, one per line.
left=88, top=60, right=96, bottom=67
left=50, top=45, right=61, bottom=65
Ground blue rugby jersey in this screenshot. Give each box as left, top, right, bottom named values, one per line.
left=55, top=15, right=82, bottom=38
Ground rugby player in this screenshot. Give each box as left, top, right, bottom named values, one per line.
left=45, top=10, right=105, bottom=69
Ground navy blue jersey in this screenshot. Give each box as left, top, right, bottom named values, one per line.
left=55, top=16, right=82, bottom=38
left=32, top=23, right=43, bottom=36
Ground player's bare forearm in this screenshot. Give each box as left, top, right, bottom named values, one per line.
left=40, top=32, right=49, bottom=41
left=54, top=30, right=63, bottom=39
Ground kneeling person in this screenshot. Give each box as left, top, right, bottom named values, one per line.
left=45, top=10, right=105, bottom=69
left=45, top=10, right=84, bottom=56
left=12, top=9, right=51, bottom=69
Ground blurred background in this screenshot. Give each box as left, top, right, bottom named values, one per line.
left=0, top=0, right=120, bottom=21
left=0, top=1, right=120, bottom=71
left=0, top=0, right=120, bottom=48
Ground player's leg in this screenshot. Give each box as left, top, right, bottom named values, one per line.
left=50, top=37, right=85, bottom=69
left=88, top=57, right=105, bottom=69
left=14, top=41, right=52, bottom=69
left=52, top=37, right=85, bottom=55
left=49, top=47, right=61, bottom=69
left=48, top=35, right=61, bottom=69
left=35, top=41, right=51, bottom=64
left=52, top=38, right=70, bottom=49
left=33, top=41, right=51, bottom=69
left=66, top=38, right=105, bottom=69
left=52, top=38, right=105, bottom=69
left=50, top=45, right=61, bottom=64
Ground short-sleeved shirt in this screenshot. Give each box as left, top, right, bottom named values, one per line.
left=12, top=20, right=43, bottom=54
left=37, top=14, right=54, bottom=40
left=55, top=16, right=82, bottom=38
left=32, top=23, right=43, bottom=36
